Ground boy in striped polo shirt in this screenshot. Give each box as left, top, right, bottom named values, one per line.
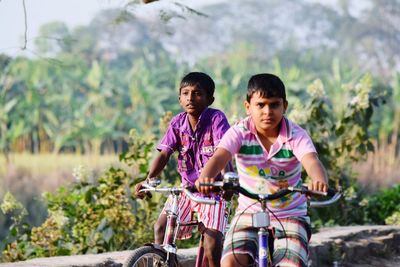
left=196, top=73, right=329, bottom=267
left=136, top=72, right=232, bottom=267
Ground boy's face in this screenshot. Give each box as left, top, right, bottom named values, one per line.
left=245, top=92, right=288, bottom=135
left=179, top=85, right=213, bottom=117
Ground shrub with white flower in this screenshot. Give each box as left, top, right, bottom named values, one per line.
left=349, top=75, right=372, bottom=110
left=72, top=164, right=93, bottom=183
left=307, top=79, right=326, bottom=99
left=288, top=101, right=308, bottom=125
left=1, top=192, right=27, bottom=218
left=50, top=210, right=69, bottom=228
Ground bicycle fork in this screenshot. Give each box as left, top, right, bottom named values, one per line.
left=258, top=227, right=272, bottom=267
left=254, top=199, right=272, bottom=267
left=163, top=195, right=180, bottom=266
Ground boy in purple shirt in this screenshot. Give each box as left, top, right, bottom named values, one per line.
left=136, top=72, right=231, bottom=267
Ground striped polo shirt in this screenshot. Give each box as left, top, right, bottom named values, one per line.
left=218, top=116, right=317, bottom=219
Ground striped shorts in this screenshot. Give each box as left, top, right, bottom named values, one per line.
left=162, top=193, right=229, bottom=240
left=222, top=215, right=311, bottom=267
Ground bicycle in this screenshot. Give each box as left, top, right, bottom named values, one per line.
left=123, top=179, right=223, bottom=267
left=201, top=172, right=342, bottom=267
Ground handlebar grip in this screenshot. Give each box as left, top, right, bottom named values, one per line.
left=198, top=183, right=222, bottom=193
left=186, top=185, right=221, bottom=193
left=186, top=185, right=198, bottom=193
left=299, top=186, right=338, bottom=197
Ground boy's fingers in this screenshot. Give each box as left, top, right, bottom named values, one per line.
left=308, top=181, right=328, bottom=193
left=197, top=177, right=214, bottom=194
left=134, top=183, right=149, bottom=199
left=195, top=179, right=201, bottom=192
left=204, top=177, right=210, bottom=193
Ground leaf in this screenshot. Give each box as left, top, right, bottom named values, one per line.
left=102, top=227, right=114, bottom=243
left=4, top=98, right=18, bottom=113
left=10, top=226, right=17, bottom=237
left=96, top=218, right=108, bottom=232
left=86, top=61, right=102, bottom=90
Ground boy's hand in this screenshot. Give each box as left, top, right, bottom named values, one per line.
left=195, top=177, right=215, bottom=195
left=134, top=182, right=152, bottom=199
left=308, top=179, right=328, bottom=193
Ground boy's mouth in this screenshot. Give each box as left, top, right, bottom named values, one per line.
left=262, top=118, right=274, bottom=124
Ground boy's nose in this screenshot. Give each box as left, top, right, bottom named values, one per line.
left=262, top=106, right=271, bottom=114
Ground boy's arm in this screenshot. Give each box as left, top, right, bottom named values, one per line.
left=222, top=161, right=234, bottom=174
left=135, top=150, right=171, bottom=199
left=211, top=111, right=234, bottom=174
left=196, top=148, right=232, bottom=194
left=301, top=152, right=329, bottom=192
left=147, top=150, right=171, bottom=179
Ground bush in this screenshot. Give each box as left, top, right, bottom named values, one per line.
left=363, top=184, right=400, bottom=225
left=0, top=129, right=172, bottom=262
left=289, top=75, right=389, bottom=227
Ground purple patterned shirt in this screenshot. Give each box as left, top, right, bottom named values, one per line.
left=157, top=108, right=230, bottom=186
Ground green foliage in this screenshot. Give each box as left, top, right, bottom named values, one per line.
left=0, top=129, right=176, bottom=262
left=385, top=211, right=400, bottom=225
left=119, top=129, right=156, bottom=180
left=0, top=192, right=31, bottom=261
left=288, top=75, right=389, bottom=226
left=362, top=184, right=400, bottom=225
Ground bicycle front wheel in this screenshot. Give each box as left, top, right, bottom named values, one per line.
left=123, top=246, right=169, bottom=267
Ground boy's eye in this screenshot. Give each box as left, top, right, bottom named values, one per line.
left=181, top=91, right=203, bottom=97
left=270, top=103, right=280, bottom=109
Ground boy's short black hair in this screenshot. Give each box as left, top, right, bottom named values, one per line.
left=246, top=73, right=286, bottom=102
left=179, top=72, right=215, bottom=99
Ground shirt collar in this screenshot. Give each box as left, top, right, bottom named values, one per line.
left=180, top=107, right=211, bottom=134
left=278, top=117, right=292, bottom=143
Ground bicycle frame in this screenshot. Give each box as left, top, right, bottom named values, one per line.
left=254, top=200, right=272, bottom=267
left=162, top=190, right=179, bottom=255
left=162, top=190, right=204, bottom=266
left=141, top=184, right=216, bottom=267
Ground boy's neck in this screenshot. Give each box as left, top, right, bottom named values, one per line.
left=186, top=107, right=208, bottom=132
left=254, top=119, right=282, bottom=151
left=188, top=115, right=200, bottom=132
left=256, top=127, right=279, bottom=152
left=257, top=127, right=279, bottom=138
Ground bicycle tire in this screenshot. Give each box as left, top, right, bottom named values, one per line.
left=123, top=246, right=169, bottom=267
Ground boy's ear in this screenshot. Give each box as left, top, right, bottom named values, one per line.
left=244, top=101, right=250, bottom=115
left=208, top=96, right=215, bottom=105
left=284, top=100, right=288, bottom=113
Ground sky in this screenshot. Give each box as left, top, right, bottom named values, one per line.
left=0, top=0, right=125, bottom=56
left=0, top=0, right=228, bottom=57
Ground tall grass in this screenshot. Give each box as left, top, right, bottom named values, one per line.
left=0, top=153, right=121, bottom=196
left=0, top=153, right=122, bottom=241
left=353, top=137, right=400, bottom=191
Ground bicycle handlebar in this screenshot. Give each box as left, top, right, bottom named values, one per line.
left=199, top=172, right=342, bottom=208
left=140, top=183, right=217, bottom=205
